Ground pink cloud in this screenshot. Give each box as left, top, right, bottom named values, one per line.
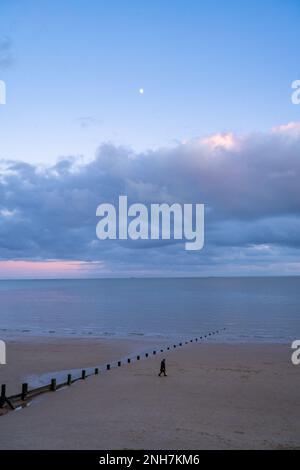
left=272, top=121, right=300, bottom=135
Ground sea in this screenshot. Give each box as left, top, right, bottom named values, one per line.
left=0, top=277, right=299, bottom=343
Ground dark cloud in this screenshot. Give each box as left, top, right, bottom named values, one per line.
left=1, top=124, right=300, bottom=274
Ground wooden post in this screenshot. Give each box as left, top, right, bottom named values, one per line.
left=167, top=347, right=170, bottom=350
left=95, top=368, right=99, bottom=375
left=145, top=353, right=148, bottom=357
left=50, top=378, right=56, bottom=391
left=179, top=343, right=182, bottom=346
left=82, top=370, right=86, bottom=379
left=173, top=345, right=176, bottom=348
left=67, top=374, right=72, bottom=385
left=118, top=361, right=121, bottom=367
left=127, top=358, right=131, bottom=363
left=21, top=383, right=28, bottom=400
left=137, top=356, right=140, bottom=360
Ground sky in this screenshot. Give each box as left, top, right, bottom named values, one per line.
left=0, top=0, right=300, bottom=278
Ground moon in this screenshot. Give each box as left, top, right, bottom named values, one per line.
left=139, top=88, right=144, bottom=95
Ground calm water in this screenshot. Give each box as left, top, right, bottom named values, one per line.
left=0, top=277, right=299, bottom=343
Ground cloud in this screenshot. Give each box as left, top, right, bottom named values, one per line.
left=0, top=123, right=300, bottom=276
left=272, top=122, right=300, bottom=135
left=200, top=132, right=239, bottom=150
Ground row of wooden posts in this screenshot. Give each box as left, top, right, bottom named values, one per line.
left=0, top=328, right=225, bottom=411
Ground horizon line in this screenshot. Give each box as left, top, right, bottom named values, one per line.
left=0, top=275, right=299, bottom=281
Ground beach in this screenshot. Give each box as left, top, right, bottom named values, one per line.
left=0, top=336, right=164, bottom=395
left=0, top=339, right=299, bottom=450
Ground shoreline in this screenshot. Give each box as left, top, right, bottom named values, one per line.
left=0, top=329, right=295, bottom=344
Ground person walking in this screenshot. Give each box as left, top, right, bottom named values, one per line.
left=158, top=358, right=167, bottom=376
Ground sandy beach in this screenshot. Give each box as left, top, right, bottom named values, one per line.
left=0, top=339, right=299, bottom=450
left=0, top=336, right=167, bottom=395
